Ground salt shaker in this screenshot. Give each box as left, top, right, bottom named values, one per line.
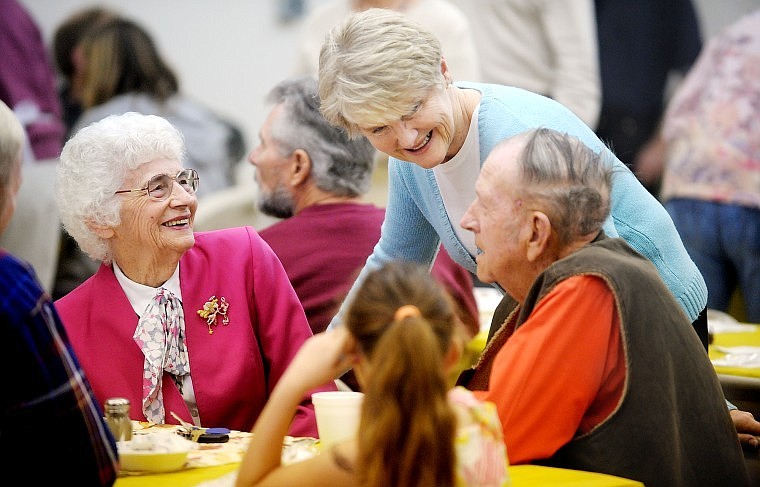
left=104, top=397, right=133, bottom=442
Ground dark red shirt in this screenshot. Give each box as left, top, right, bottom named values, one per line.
left=260, top=202, right=479, bottom=336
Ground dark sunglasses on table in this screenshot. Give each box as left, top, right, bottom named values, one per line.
left=114, top=169, right=199, bottom=201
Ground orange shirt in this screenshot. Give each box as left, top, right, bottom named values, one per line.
left=474, top=275, right=625, bottom=464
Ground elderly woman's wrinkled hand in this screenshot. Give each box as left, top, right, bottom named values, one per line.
left=280, top=327, right=357, bottom=392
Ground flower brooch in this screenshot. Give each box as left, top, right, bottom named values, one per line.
left=197, top=295, right=229, bottom=334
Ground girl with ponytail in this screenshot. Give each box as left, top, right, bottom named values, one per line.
left=236, top=261, right=509, bottom=487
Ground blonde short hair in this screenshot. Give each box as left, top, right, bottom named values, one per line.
left=318, top=8, right=446, bottom=137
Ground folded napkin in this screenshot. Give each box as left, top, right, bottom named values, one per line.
left=707, top=309, right=758, bottom=334
left=711, top=346, right=760, bottom=368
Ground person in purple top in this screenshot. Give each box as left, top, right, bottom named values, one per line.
left=0, top=0, right=66, bottom=162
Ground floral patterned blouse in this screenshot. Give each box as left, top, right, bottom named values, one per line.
left=449, top=386, right=511, bottom=486
left=660, top=9, right=760, bottom=209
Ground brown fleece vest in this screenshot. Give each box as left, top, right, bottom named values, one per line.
left=458, top=236, right=749, bottom=486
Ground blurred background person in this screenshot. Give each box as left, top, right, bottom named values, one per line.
left=51, top=5, right=119, bottom=138
left=594, top=0, right=702, bottom=195
left=0, top=0, right=65, bottom=294
left=0, top=0, right=65, bottom=162
left=293, top=0, right=480, bottom=82
left=0, top=99, right=118, bottom=485
left=455, top=0, right=601, bottom=129
left=73, top=17, right=245, bottom=195
left=660, top=9, right=760, bottom=323
left=236, top=261, right=509, bottom=487
left=252, top=76, right=480, bottom=339
left=48, top=5, right=120, bottom=302
left=54, top=112, right=333, bottom=436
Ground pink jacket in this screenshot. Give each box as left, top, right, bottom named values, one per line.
left=56, top=226, right=334, bottom=436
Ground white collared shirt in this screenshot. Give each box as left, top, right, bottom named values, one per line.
left=114, top=262, right=183, bottom=317
left=113, top=262, right=201, bottom=426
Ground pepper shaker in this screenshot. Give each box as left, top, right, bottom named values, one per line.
left=104, top=397, right=133, bottom=442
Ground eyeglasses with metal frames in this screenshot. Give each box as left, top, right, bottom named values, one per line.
left=114, top=169, right=199, bottom=201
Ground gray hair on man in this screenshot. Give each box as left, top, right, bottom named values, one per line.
left=512, top=127, right=615, bottom=247
left=267, top=76, right=376, bottom=197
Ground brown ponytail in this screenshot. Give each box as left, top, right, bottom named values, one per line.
left=345, top=261, right=457, bottom=487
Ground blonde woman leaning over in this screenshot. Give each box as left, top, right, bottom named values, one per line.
left=236, top=261, right=509, bottom=487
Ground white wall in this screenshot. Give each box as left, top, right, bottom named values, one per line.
left=21, top=0, right=328, bottom=184
left=22, top=0, right=760, bottom=185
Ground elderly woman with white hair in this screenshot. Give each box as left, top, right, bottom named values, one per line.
left=54, top=112, right=333, bottom=436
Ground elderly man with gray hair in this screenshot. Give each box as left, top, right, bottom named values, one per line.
left=458, top=128, right=749, bottom=486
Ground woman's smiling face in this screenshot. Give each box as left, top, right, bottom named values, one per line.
left=111, top=157, right=197, bottom=265
left=357, top=84, right=458, bottom=169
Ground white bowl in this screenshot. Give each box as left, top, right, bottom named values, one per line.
left=118, top=431, right=194, bottom=473
left=119, top=449, right=190, bottom=473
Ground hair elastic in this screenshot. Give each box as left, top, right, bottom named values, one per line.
left=394, top=304, right=421, bottom=321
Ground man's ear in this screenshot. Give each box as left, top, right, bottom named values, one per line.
left=526, top=211, right=551, bottom=262
left=290, top=149, right=312, bottom=186
left=86, top=219, right=115, bottom=240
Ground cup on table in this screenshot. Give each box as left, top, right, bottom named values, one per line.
left=311, top=391, right=364, bottom=449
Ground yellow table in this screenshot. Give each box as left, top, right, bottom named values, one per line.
left=114, top=425, right=641, bottom=487
left=709, top=324, right=760, bottom=379
left=116, top=463, right=238, bottom=487
left=114, top=463, right=642, bottom=487
left=511, top=465, right=643, bottom=486
left=709, top=323, right=760, bottom=422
